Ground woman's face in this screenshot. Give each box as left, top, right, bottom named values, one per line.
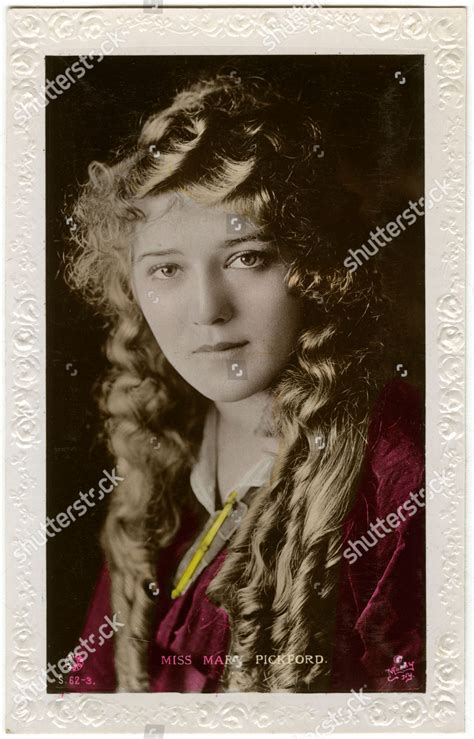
left=131, top=193, right=304, bottom=402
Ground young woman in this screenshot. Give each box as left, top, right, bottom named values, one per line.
left=65, top=73, right=425, bottom=693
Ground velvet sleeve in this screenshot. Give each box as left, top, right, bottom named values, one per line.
left=331, top=380, right=425, bottom=692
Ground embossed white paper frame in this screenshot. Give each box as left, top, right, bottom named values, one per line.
left=6, top=4, right=466, bottom=734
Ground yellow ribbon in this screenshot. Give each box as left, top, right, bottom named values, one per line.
left=171, top=490, right=238, bottom=599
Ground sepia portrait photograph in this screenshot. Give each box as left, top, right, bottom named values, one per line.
left=6, top=4, right=466, bottom=734
left=47, top=53, right=427, bottom=696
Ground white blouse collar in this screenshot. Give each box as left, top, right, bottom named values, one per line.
left=189, top=404, right=277, bottom=516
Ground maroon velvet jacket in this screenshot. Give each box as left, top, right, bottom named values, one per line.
left=67, top=379, right=425, bottom=693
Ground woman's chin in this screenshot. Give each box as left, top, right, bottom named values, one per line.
left=188, top=377, right=266, bottom=403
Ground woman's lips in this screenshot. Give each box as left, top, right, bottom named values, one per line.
left=193, top=341, right=249, bottom=354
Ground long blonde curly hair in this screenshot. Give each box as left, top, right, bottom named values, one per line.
left=65, top=73, right=388, bottom=692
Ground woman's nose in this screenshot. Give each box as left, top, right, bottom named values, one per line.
left=192, top=272, right=233, bottom=326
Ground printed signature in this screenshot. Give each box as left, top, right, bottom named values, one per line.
left=385, top=655, right=415, bottom=683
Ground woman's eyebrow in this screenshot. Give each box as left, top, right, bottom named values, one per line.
left=135, top=248, right=182, bottom=262
left=135, top=234, right=266, bottom=262
left=223, top=233, right=265, bottom=248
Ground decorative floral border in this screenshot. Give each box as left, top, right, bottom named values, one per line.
left=6, top=6, right=466, bottom=733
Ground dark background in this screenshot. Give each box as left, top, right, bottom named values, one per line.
left=46, top=55, right=425, bottom=682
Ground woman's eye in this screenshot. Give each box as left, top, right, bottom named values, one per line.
left=227, top=251, right=270, bottom=269
left=148, top=264, right=180, bottom=279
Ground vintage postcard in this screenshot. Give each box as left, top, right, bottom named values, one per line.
left=6, top=3, right=466, bottom=734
